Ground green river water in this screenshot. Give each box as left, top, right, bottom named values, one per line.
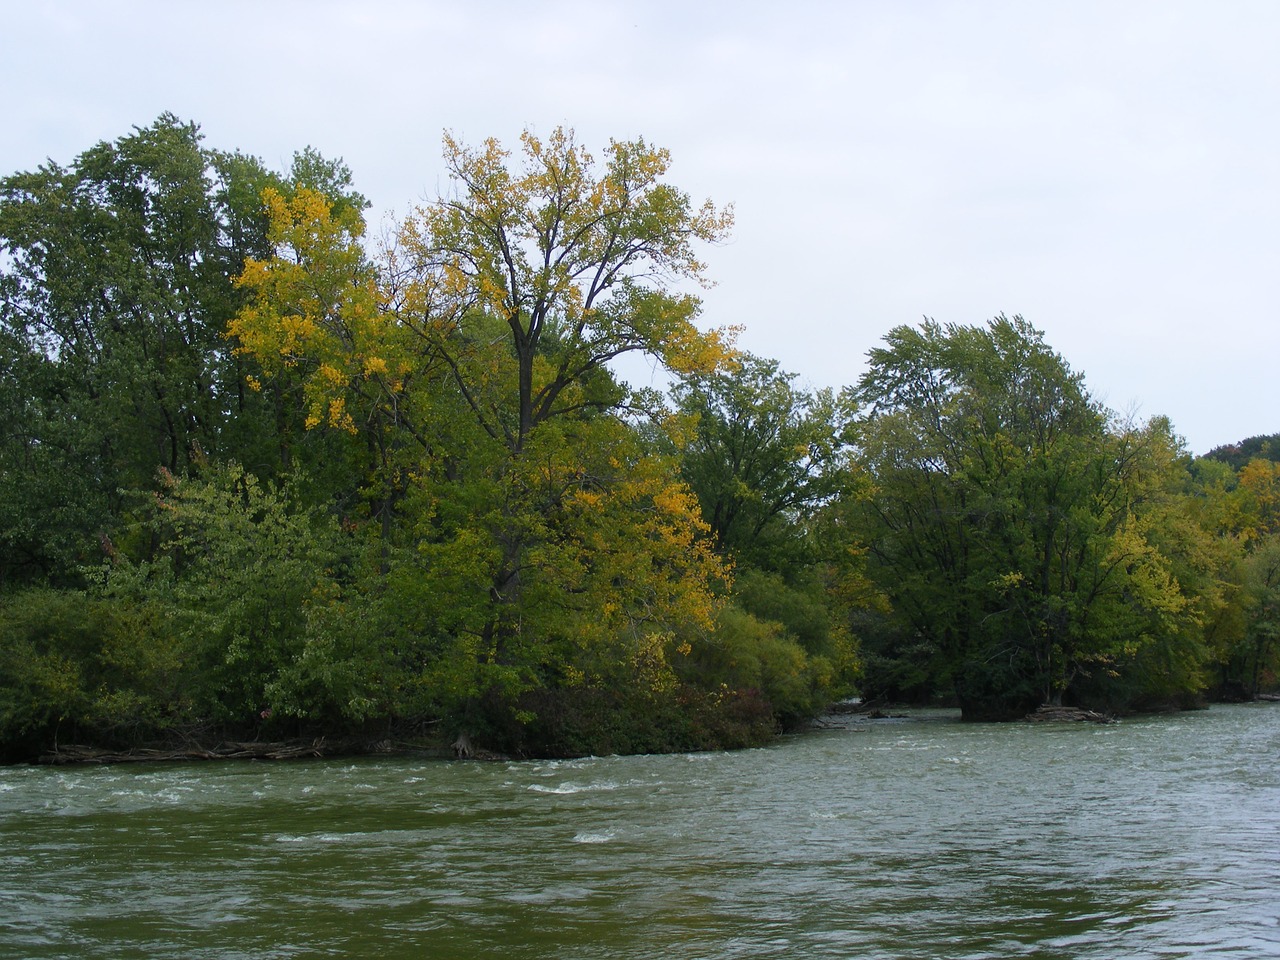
left=2, top=703, right=1277, bottom=959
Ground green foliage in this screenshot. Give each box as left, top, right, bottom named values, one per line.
left=852, top=609, right=940, bottom=705
left=1177, top=452, right=1280, bottom=697
left=0, top=590, right=92, bottom=750
left=669, top=353, right=866, bottom=721
left=1233, top=533, right=1280, bottom=695
left=853, top=316, right=1206, bottom=717
left=513, top=683, right=776, bottom=757
left=1203, top=434, right=1280, bottom=471
left=10, top=118, right=1276, bottom=764
left=675, top=604, right=820, bottom=727
left=0, top=589, right=187, bottom=757
left=673, top=352, right=857, bottom=570
left=100, top=462, right=344, bottom=728
left=396, top=126, right=736, bottom=451
left=0, top=115, right=364, bottom=588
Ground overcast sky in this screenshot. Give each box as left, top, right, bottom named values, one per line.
left=3, top=1, right=1276, bottom=454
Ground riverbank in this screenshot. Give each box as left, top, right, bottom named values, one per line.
left=32, top=696, right=1279, bottom=766
left=37, top=735, right=455, bottom=766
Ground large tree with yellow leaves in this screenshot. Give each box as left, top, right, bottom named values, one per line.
left=395, top=127, right=735, bottom=450
left=231, top=128, right=738, bottom=749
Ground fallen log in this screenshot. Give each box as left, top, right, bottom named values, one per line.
left=1024, top=704, right=1116, bottom=724
left=41, top=738, right=329, bottom=765
left=826, top=698, right=902, bottom=716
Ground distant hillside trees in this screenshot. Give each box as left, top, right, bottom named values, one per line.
left=1204, top=434, right=1280, bottom=471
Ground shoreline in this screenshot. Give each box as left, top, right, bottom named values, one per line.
left=30, top=696, right=1280, bottom=767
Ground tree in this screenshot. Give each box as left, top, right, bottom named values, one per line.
left=672, top=351, right=858, bottom=570
left=853, top=316, right=1201, bottom=718
left=1190, top=453, right=1280, bottom=697
left=230, top=128, right=742, bottom=750
left=0, top=115, right=365, bottom=587
left=668, top=352, right=867, bottom=716
left=1204, top=433, right=1280, bottom=471
left=1238, top=533, right=1280, bottom=696
left=96, top=462, right=344, bottom=729
left=391, top=126, right=736, bottom=450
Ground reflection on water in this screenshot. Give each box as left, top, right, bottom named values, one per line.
left=1, top=705, right=1278, bottom=958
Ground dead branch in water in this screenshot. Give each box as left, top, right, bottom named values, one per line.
left=1024, top=704, right=1116, bottom=724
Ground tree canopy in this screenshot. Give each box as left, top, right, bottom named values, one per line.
left=851, top=316, right=1223, bottom=718
left=2, top=120, right=838, bottom=760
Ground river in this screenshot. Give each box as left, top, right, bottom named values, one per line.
left=2, top=703, right=1277, bottom=959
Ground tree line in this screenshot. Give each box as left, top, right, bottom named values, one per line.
left=0, top=116, right=1274, bottom=760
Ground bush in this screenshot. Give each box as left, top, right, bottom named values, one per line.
left=679, top=604, right=832, bottom=727
left=0, top=589, right=189, bottom=758
left=510, top=682, right=777, bottom=757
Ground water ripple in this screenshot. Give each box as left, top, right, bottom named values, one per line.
left=1, top=704, right=1277, bottom=959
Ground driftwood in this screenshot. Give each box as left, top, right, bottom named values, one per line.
left=1024, top=704, right=1116, bottom=724
left=41, top=738, right=330, bottom=765
left=827, top=698, right=905, bottom=716
left=826, top=700, right=872, bottom=715
left=449, top=733, right=508, bottom=761
left=822, top=700, right=909, bottom=722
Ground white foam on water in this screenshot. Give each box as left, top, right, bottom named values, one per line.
left=527, top=781, right=618, bottom=795
left=571, top=831, right=615, bottom=844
